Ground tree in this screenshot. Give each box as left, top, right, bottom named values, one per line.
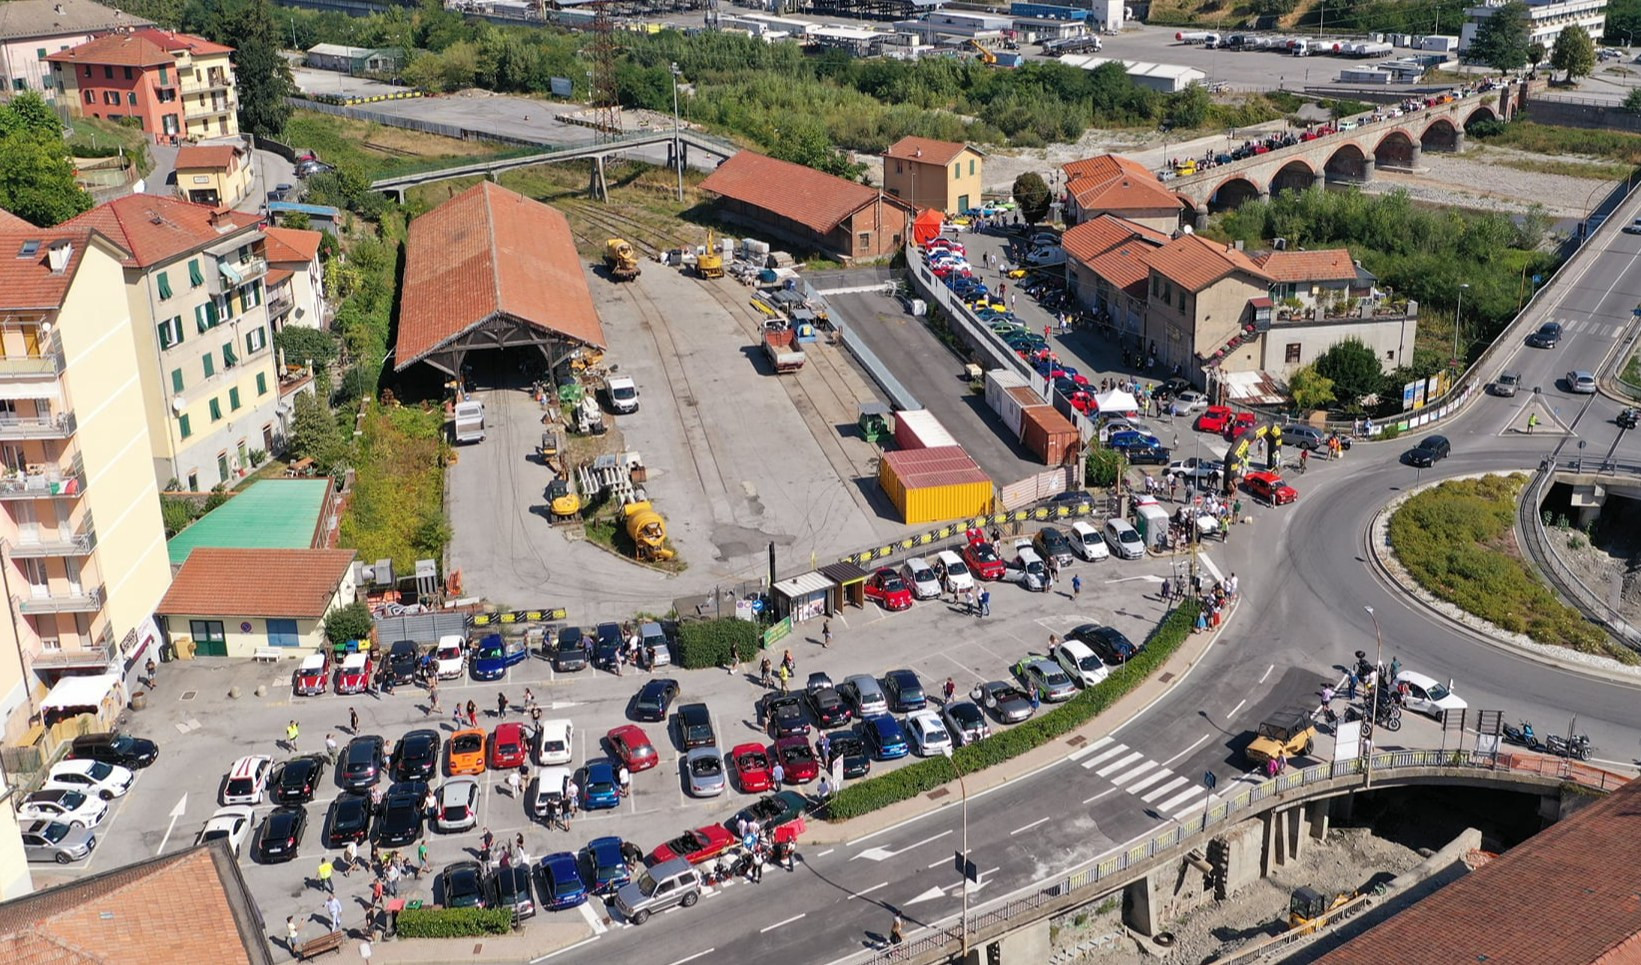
left=1528, top=42, right=1547, bottom=70
left=288, top=391, right=347, bottom=471
left=1163, top=84, right=1212, bottom=129
left=1288, top=364, right=1336, bottom=413
left=275, top=326, right=339, bottom=370
left=1549, top=25, right=1596, bottom=81
left=1627, top=87, right=1641, bottom=113
left=1469, top=1, right=1532, bottom=72
left=1012, top=172, right=1052, bottom=225
left=0, top=94, right=92, bottom=227
left=1084, top=446, right=1126, bottom=488
left=230, top=0, right=295, bottom=138
left=1313, top=338, right=1382, bottom=407
left=322, top=601, right=374, bottom=646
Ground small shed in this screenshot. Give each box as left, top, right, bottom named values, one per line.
left=818, top=561, right=871, bottom=610
left=158, top=547, right=359, bottom=657
left=771, top=571, right=837, bottom=623
left=40, top=673, right=125, bottom=728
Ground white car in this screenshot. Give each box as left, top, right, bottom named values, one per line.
left=222, top=755, right=273, bottom=806
left=1053, top=640, right=1111, bottom=688
left=932, top=550, right=975, bottom=593
left=19, top=788, right=107, bottom=829
left=436, top=777, right=481, bottom=832
left=1170, top=390, right=1209, bottom=414
left=905, top=711, right=953, bottom=757
left=1069, top=521, right=1109, bottom=562
left=1025, top=246, right=1066, bottom=267
left=434, top=634, right=466, bottom=679
left=45, top=759, right=133, bottom=800
left=1393, top=671, right=1467, bottom=720
left=196, top=805, right=256, bottom=855
left=531, top=765, right=573, bottom=819
left=537, top=719, right=574, bottom=767
left=901, top=557, right=942, bottom=600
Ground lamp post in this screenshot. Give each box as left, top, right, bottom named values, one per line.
left=942, top=746, right=970, bottom=956
left=1362, top=605, right=1383, bottom=785
left=1453, top=283, right=1469, bottom=365
left=670, top=62, right=684, bottom=203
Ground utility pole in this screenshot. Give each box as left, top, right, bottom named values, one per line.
left=1363, top=605, right=1383, bottom=786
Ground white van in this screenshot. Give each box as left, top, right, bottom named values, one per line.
left=901, top=557, right=942, bottom=600
left=1013, top=544, right=1048, bottom=591
left=932, top=550, right=975, bottom=593
left=1104, top=519, right=1145, bottom=560
left=1070, top=521, right=1109, bottom=562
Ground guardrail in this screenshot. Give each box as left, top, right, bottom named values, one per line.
left=845, top=748, right=1626, bottom=965
left=1517, top=464, right=1641, bottom=651
left=904, top=252, right=1033, bottom=381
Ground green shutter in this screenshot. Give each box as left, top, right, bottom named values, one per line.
left=205, top=300, right=219, bottom=326
left=189, top=259, right=204, bottom=286
left=222, top=342, right=236, bottom=368
left=179, top=414, right=191, bottom=439
left=208, top=398, right=222, bottom=421
left=195, top=305, right=207, bottom=333
left=171, top=368, right=183, bottom=392
left=157, top=322, right=172, bottom=349
left=256, top=372, right=268, bottom=395
left=157, top=271, right=172, bottom=300
left=202, top=353, right=214, bottom=378
left=229, top=387, right=241, bottom=411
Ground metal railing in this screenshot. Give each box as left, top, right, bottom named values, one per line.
left=814, top=279, right=921, bottom=413
left=0, top=347, right=65, bottom=381
left=0, top=456, right=86, bottom=500
left=0, top=412, right=75, bottom=440
left=16, top=585, right=104, bottom=615
left=1517, top=464, right=1641, bottom=651
left=904, top=252, right=1033, bottom=381
left=6, top=526, right=96, bottom=559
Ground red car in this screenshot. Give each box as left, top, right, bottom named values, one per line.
left=1244, top=470, right=1298, bottom=505
left=607, top=724, right=659, bottom=772
left=864, top=568, right=914, bottom=611
left=963, top=535, right=1007, bottom=581
left=292, top=652, right=330, bottom=696
left=647, top=824, right=737, bottom=866
left=1196, top=406, right=1237, bottom=433
left=773, top=736, right=819, bottom=784
left=334, top=652, right=372, bottom=695
left=731, top=742, right=773, bottom=793
left=489, top=722, right=527, bottom=769
left=1223, top=415, right=1259, bottom=442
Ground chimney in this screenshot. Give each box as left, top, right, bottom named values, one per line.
left=209, top=208, right=234, bottom=229
left=46, top=239, right=73, bottom=274
left=1234, top=239, right=1243, bottom=250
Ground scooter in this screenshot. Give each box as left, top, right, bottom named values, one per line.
left=1502, top=720, right=1538, bottom=749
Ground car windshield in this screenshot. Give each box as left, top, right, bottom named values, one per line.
left=880, top=575, right=905, bottom=592
left=970, top=543, right=997, bottom=562
left=452, top=735, right=482, bottom=753
left=41, top=822, right=69, bottom=843
left=85, top=761, right=111, bottom=780
left=1119, top=530, right=1141, bottom=544
left=542, top=737, right=568, bottom=755
left=909, top=566, right=933, bottom=583
left=478, top=644, right=503, bottom=659
left=924, top=723, right=949, bottom=742
left=610, top=384, right=636, bottom=401
left=1425, top=682, right=1451, bottom=700
left=1024, top=559, right=1045, bottom=576
left=637, top=871, right=660, bottom=897
left=946, top=559, right=969, bottom=576
left=1040, top=668, right=1070, bottom=686
left=109, top=736, right=135, bottom=753
left=437, top=645, right=460, bottom=660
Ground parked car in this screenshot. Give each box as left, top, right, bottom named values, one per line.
left=764, top=693, right=811, bottom=738
left=273, top=754, right=327, bottom=805
left=1033, top=527, right=1075, bottom=568
left=731, top=742, right=773, bottom=793
left=23, top=819, right=95, bottom=864
left=905, top=711, right=953, bottom=757
left=490, top=722, right=528, bottom=770
left=683, top=747, right=726, bottom=797
left=470, top=633, right=512, bottom=681
left=1103, top=519, right=1145, bottom=560
left=536, top=719, right=574, bottom=767
left=292, top=652, right=330, bottom=696
left=608, top=724, right=660, bottom=772
left=647, top=825, right=736, bottom=866
left=253, top=806, right=308, bottom=863
left=632, top=679, right=681, bottom=722
left=838, top=675, right=888, bottom=717
left=978, top=681, right=1034, bottom=723
left=1067, top=624, right=1137, bottom=665
left=580, top=761, right=621, bottom=810
left=724, top=790, right=810, bottom=833
left=198, top=807, right=255, bottom=855
left=1526, top=321, right=1562, bottom=348
left=1053, top=640, right=1111, bottom=688
left=69, top=732, right=157, bottom=769
left=932, top=550, right=975, bottom=592
left=435, top=777, right=481, bottom=832
left=392, top=730, right=441, bottom=782
left=826, top=731, right=873, bottom=778
left=325, top=792, right=372, bottom=848
left=45, top=759, right=132, bottom=800
left=439, top=860, right=485, bottom=908
left=613, top=857, right=702, bottom=925
left=373, top=782, right=426, bottom=847
left=220, top=755, right=274, bottom=807
left=1243, top=470, right=1299, bottom=505
left=639, top=621, right=672, bottom=668
left=864, top=568, right=914, bottom=610
left=433, top=635, right=466, bottom=679
left=538, top=851, right=587, bottom=910
left=387, top=640, right=420, bottom=684
left=1069, top=521, right=1109, bottom=562
left=1405, top=435, right=1451, bottom=467
left=339, top=735, right=385, bottom=789
left=805, top=684, right=852, bottom=728
left=1166, top=457, right=1224, bottom=483
left=1016, top=657, right=1077, bottom=702
left=883, top=669, right=927, bottom=712
left=675, top=703, right=716, bottom=749
left=552, top=627, right=590, bottom=671
left=585, top=836, right=632, bottom=895
left=488, top=864, right=536, bottom=919
left=531, top=766, right=572, bottom=820
left=940, top=701, right=990, bottom=746
left=773, top=735, right=820, bottom=782
left=447, top=729, right=487, bottom=776
left=962, top=536, right=1007, bottom=580
left=861, top=714, right=909, bottom=759
left=334, top=652, right=373, bottom=695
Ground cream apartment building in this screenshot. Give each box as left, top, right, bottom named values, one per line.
left=65, top=195, right=280, bottom=491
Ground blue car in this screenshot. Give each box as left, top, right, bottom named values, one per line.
left=1107, top=430, right=1161, bottom=451
left=580, top=761, right=621, bottom=811
left=862, top=714, right=909, bottom=760
left=470, top=633, right=508, bottom=681
left=585, top=836, right=631, bottom=895
left=539, top=851, right=588, bottom=910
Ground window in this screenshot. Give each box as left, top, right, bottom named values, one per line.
left=205, top=299, right=219, bottom=327
left=11, top=78, right=23, bottom=91
left=969, top=159, right=975, bottom=176
left=157, top=316, right=182, bottom=349
left=245, top=327, right=267, bottom=354
left=103, top=90, right=118, bottom=105
left=188, top=259, right=204, bottom=287
left=216, top=452, right=229, bottom=481
left=157, top=271, right=172, bottom=300
left=171, top=368, right=184, bottom=393
left=35, top=47, right=45, bottom=60
left=256, top=372, right=268, bottom=395
left=179, top=414, right=192, bottom=439
left=126, top=91, right=136, bottom=107
left=243, top=281, right=262, bottom=309
left=202, top=353, right=214, bottom=378
left=222, top=341, right=237, bottom=369
left=83, top=65, right=91, bottom=77
left=1386, top=349, right=1396, bottom=360
left=894, top=160, right=903, bottom=174
left=952, top=163, right=959, bottom=180
left=123, top=66, right=133, bottom=80
left=83, top=90, right=93, bottom=104
left=267, top=618, right=300, bottom=647
left=159, top=66, right=168, bottom=85
left=208, top=398, right=222, bottom=422
left=1285, top=343, right=1302, bottom=364
left=228, top=387, right=241, bottom=411
left=858, top=231, right=871, bottom=248
left=102, top=66, right=112, bottom=79
left=188, top=620, right=225, bottom=646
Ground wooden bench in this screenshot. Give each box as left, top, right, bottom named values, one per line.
left=294, top=931, right=345, bottom=960
left=252, top=649, right=282, bottom=663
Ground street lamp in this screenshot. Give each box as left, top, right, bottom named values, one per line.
left=941, top=746, right=970, bottom=956
left=670, top=62, right=684, bottom=203
left=1453, top=283, right=1470, bottom=364
left=1362, top=605, right=1383, bottom=785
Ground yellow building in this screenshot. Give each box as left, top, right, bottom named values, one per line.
left=173, top=143, right=252, bottom=207
left=0, top=210, right=174, bottom=748
left=158, top=548, right=357, bottom=658
left=64, top=195, right=282, bottom=492
left=1143, top=232, right=1273, bottom=377
left=882, top=136, right=985, bottom=216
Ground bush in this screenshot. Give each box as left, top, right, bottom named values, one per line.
left=675, top=618, right=762, bottom=670
left=1085, top=447, right=1127, bottom=488
left=825, top=601, right=1202, bottom=820
left=323, top=601, right=374, bottom=646
left=395, top=906, right=515, bottom=938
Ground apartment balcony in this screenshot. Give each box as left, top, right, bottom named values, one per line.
left=207, top=257, right=267, bottom=296
left=30, top=633, right=115, bottom=670
left=267, top=294, right=294, bottom=320
left=0, top=458, right=86, bottom=501
left=0, top=346, right=65, bottom=384
left=16, top=585, right=104, bottom=615
left=7, top=527, right=97, bottom=559
left=185, top=97, right=236, bottom=121
left=0, top=412, right=75, bottom=441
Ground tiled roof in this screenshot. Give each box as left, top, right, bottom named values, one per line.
left=701, top=152, right=905, bottom=235
left=159, top=547, right=356, bottom=618
left=261, top=226, right=322, bottom=265
left=395, top=181, right=605, bottom=370
left=1146, top=233, right=1270, bottom=292
left=1089, top=243, right=1156, bottom=297
left=129, top=26, right=232, bottom=55
left=0, top=0, right=151, bottom=42
left=1061, top=213, right=1168, bottom=264
left=1062, top=154, right=1182, bottom=214
left=45, top=32, right=171, bottom=67
left=61, top=194, right=258, bottom=267
left=264, top=266, right=294, bottom=287
left=0, top=228, right=125, bottom=312
left=0, top=209, right=33, bottom=231
left=1252, top=248, right=1359, bottom=283
left=1317, top=777, right=1641, bottom=965
left=883, top=136, right=976, bottom=165
left=1062, top=154, right=1152, bottom=183
left=174, top=145, right=242, bottom=171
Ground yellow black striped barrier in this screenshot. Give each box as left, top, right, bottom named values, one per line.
left=469, top=608, right=567, bottom=626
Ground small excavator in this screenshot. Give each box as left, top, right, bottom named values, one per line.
left=697, top=229, right=724, bottom=279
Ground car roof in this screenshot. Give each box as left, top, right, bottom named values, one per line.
left=1058, top=639, right=1096, bottom=658
left=843, top=673, right=882, bottom=690
left=494, top=722, right=523, bottom=739
left=342, top=653, right=367, bottom=669
left=908, top=710, right=942, bottom=726
left=437, top=634, right=465, bottom=647
left=1395, top=670, right=1440, bottom=688
left=450, top=728, right=484, bottom=744
left=541, top=718, right=572, bottom=737
left=440, top=777, right=478, bottom=799
left=609, top=724, right=649, bottom=743
left=299, top=653, right=326, bottom=670
left=230, top=755, right=270, bottom=778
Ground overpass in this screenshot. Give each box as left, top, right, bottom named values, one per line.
left=368, top=128, right=739, bottom=201
left=844, top=748, right=1625, bottom=965
left=1166, top=82, right=1524, bottom=226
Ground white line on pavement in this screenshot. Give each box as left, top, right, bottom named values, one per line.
left=1080, top=744, right=1131, bottom=768
left=848, top=882, right=889, bottom=900
left=665, top=949, right=716, bottom=965
left=1227, top=698, right=1246, bottom=719
left=577, top=901, right=608, bottom=935
left=1095, top=751, right=1144, bottom=778
left=1258, top=664, right=1274, bottom=684
left=1161, top=734, right=1210, bottom=768
left=1067, top=735, right=1114, bottom=761
left=1158, top=786, right=1205, bottom=813
left=816, top=848, right=835, bottom=858
left=761, top=914, right=805, bottom=933
left=530, top=936, right=601, bottom=963
left=1010, top=816, right=1050, bottom=836
left=927, top=858, right=946, bottom=869
left=1082, top=788, right=1116, bottom=805
left=1124, top=769, right=1173, bottom=794
left=1108, top=759, right=1158, bottom=787
left=1197, top=552, right=1224, bottom=583
left=1142, top=777, right=1188, bottom=803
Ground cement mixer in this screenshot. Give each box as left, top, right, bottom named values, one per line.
left=624, top=500, right=675, bottom=561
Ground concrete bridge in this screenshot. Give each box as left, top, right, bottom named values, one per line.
left=1167, top=83, right=1525, bottom=226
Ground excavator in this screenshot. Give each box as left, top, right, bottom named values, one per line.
left=697, top=229, right=724, bottom=279
left=965, top=38, right=997, bottom=65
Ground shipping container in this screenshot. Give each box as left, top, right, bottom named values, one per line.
left=878, top=446, right=995, bottom=524
left=893, top=409, right=959, bottom=451
left=1133, top=502, right=1169, bottom=550
left=1021, top=405, right=1080, bottom=465
left=998, top=386, right=1044, bottom=440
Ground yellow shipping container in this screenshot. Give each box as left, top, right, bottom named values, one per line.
left=879, top=446, right=995, bottom=525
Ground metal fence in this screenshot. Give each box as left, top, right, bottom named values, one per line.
left=372, top=611, right=470, bottom=644
left=1517, top=465, right=1641, bottom=651
left=804, top=279, right=921, bottom=413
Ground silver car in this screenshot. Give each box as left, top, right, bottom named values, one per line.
left=21, top=819, right=94, bottom=864
left=1567, top=370, right=1597, bottom=394
left=1492, top=370, right=1520, bottom=397
left=1018, top=658, right=1077, bottom=703
left=940, top=701, right=990, bottom=746
left=435, top=777, right=480, bottom=832
left=839, top=674, right=888, bottom=717
left=683, top=747, right=726, bottom=798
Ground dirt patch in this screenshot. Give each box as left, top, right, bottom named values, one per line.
left=1550, top=514, right=1641, bottom=626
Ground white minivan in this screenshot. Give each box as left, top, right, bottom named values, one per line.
left=1104, top=519, right=1145, bottom=560
left=932, top=550, right=975, bottom=593
left=1013, top=544, right=1049, bottom=591
left=901, top=557, right=943, bottom=600
left=1069, top=521, right=1109, bottom=562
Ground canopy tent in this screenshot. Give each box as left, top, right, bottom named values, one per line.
left=1094, top=389, right=1139, bottom=414
left=41, top=673, right=122, bottom=713
left=912, top=209, right=944, bottom=247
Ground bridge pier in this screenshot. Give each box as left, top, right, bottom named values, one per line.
left=666, top=138, right=690, bottom=173
left=1257, top=188, right=1271, bottom=204
left=1261, top=802, right=1311, bottom=873
left=1408, top=144, right=1423, bottom=169
left=1453, top=131, right=1467, bottom=153
left=1359, top=157, right=1375, bottom=183
left=962, top=918, right=1050, bottom=964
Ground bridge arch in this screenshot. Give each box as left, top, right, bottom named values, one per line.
left=1208, top=176, right=1264, bottom=213
left=1323, top=143, right=1372, bottom=182
left=1373, top=129, right=1417, bottom=170
left=1421, top=117, right=1461, bottom=152
left=1270, top=159, right=1319, bottom=196
left=1462, top=103, right=1500, bottom=133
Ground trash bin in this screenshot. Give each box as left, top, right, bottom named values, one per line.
left=129, top=692, right=147, bottom=711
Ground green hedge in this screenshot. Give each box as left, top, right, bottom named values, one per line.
left=395, top=907, right=515, bottom=938
left=675, top=618, right=762, bottom=670
left=825, top=600, right=1203, bottom=820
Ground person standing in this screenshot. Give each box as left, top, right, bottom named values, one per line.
left=506, top=769, right=522, bottom=799
left=496, top=693, right=508, bottom=720
left=479, top=840, right=493, bottom=873
left=771, top=761, right=786, bottom=787
left=979, top=589, right=991, bottom=617
left=617, top=764, right=631, bottom=798
left=370, top=877, right=384, bottom=912
left=1389, top=656, right=1402, bottom=681
left=890, top=915, right=904, bottom=946
left=1071, top=573, right=1082, bottom=601
left=286, top=916, right=302, bottom=952
left=1160, top=577, right=1172, bottom=603
left=342, top=839, right=358, bottom=877
left=417, top=839, right=430, bottom=876
left=822, top=620, right=832, bottom=649
left=325, top=895, right=343, bottom=934
left=286, top=720, right=299, bottom=750
left=324, top=732, right=339, bottom=765
left=942, top=677, right=956, bottom=705
left=316, top=856, right=334, bottom=894
left=349, top=707, right=359, bottom=734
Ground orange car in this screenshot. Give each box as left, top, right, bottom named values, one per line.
left=447, top=728, right=487, bottom=776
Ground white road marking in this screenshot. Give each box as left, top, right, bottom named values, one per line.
left=530, top=936, right=601, bottom=962
left=665, top=950, right=715, bottom=965
left=1258, top=664, right=1274, bottom=684
left=816, top=848, right=835, bottom=858
left=1158, top=786, right=1205, bottom=813
left=1227, top=698, right=1247, bottom=719
left=847, top=882, right=889, bottom=900
left=1010, top=816, right=1051, bottom=836
left=1142, top=777, right=1189, bottom=803
left=1108, top=759, right=1159, bottom=787
left=851, top=829, right=951, bottom=861
left=1082, top=788, right=1116, bottom=805
left=926, top=857, right=947, bottom=869
left=761, top=914, right=805, bottom=933
left=1095, top=751, right=1144, bottom=778
left=1080, top=744, right=1131, bottom=768
left=1161, top=734, right=1210, bottom=768
left=1197, top=552, right=1224, bottom=583
left=577, top=901, right=608, bottom=934
left=1124, top=769, right=1174, bottom=794
left=1067, top=735, right=1115, bottom=761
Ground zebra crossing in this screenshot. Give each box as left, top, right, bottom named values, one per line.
left=1548, top=317, right=1624, bottom=340
left=1071, top=736, right=1212, bottom=817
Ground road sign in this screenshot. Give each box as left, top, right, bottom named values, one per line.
left=1203, top=771, right=1217, bottom=790
left=954, top=851, right=979, bottom=882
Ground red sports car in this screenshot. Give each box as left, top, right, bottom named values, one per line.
left=1223, top=414, right=1259, bottom=441
left=334, top=652, right=372, bottom=695
left=293, top=652, right=330, bottom=696
left=864, top=568, right=914, bottom=611
left=1244, top=470, right=1298, bottom=505
left=647, top=825, right=737, bottom=866
left=607, top=725, right=659, bottom=772
left=773, top=736, right=819, bottom=784
left=731, top=743, right=773, bottom=793
left=489, top=722, right=527, bottom=769
left=1196, top=406, right=1236, bottom=433
left=963, top=535, right=1007, bottom=581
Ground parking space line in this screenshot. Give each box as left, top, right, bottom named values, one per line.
left=665, top=950, right=716, bottom=965
left=1227, top=698, right=1247, bottom=719
left=761, top=913, right=805, bottom=933
left=816, top=848, right=835, bottom=858
left=1082, top=788, right=1116, bottom=805
left=939, top=652, right=986, bottom=681
left=926, top=857, right=946, bottom=869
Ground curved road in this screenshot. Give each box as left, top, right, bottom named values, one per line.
left=545, top=211, right=1641, bottom=965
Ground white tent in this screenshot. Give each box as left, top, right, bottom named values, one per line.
left=1094, top=389, right=1139, bottom=414
left=40, top=673, right=122, bottom=713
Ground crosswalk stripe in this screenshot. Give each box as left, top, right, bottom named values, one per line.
left=1142, top=776, right=1188, bottom=802
left=1081, top=744, right=1131, bottom=768
left=1095, top=751, right=1145, bottom=777
left=1157, top=786, right=1205, bottom=813
left=1108, top=759, right=1159, bottom=787
left=1068, top=736, right=1115, bottom=761
left=1124, top=768, right=1174, bottom=794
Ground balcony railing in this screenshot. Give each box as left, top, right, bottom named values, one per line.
left=0, top=412, right=75, bottom=441
left=7, top=527, right=96, bottom=559
left=0, top=458, right=86, bottom=501
left=30, top=634, right=115, bottom=669
left=207, top=256, right=267, bottom=295
left=267, top=295, right=294, bottom=319
left=0, top=348, right=65, bottom=381
left=185, top=97, right=236, bottom=120
left=16, top=585, right=104, bottom=614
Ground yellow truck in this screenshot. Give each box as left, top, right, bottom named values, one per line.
left=604, top=238, right=641, bottom=281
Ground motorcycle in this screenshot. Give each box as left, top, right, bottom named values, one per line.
left=1619, top=407, right=1638, bottom=430
left=1544, top=733, right=1592, bottom=761
left=1502, top=720, right=1539, bottom=749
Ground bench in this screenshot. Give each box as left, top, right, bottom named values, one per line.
left=252, top=649, right=282, bottom=663
left=294, top=931, right=345, bottom=960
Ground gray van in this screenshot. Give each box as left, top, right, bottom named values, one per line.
left=639, top=621, right=671, bottom=667
left=613, top=857, right=701, bottom=924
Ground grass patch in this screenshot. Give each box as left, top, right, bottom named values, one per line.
left=338, top=403, right=449, bottom=574
left=1484, top=156, right=1635, bottom=181
left=284, top=110, right=520, bottom=181
left=64, top=116, right=152, bottom=176
left=1472, top=120, right=1641, bottom=165
left=1623, top=352, right=1641, bottom=386
left=1388, top=474, right=1634, bottom=662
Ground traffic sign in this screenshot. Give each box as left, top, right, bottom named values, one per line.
left=1203, top=771, right=1217, bottom=790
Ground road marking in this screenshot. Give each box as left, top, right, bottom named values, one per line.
left=1068, top=735, right=1115, bottom=761
left=927, top=857, right=947, bottom=869
left=1104, top=575, right=1163, bottom=584
left=1258, top=664, right=1274, bottom=684
left=1142, top=777, right=1189, bottom=802
left=847, top=882, right=889, bottom=900
left=1082, top=788, right=1116, bottom=805
left=577, top=901, right=608, bottom=935
left=1108, top=759, right=1159, bottom=787
left=530, top=936, right=601, bottom=962
left=816, top=848, right=835, bottom=858
left=1080, top=744, right=1131, bottom=768
left=154, top=794, right=187, bottom=856
left=1010, top=816, right=1051, bottom=836
left=1227, top=698, right=1247, bottom=719
left=1161, top=734, right=1210, bottom=768
left=760, top=914, right=805, bottom=933
left=1124, top=769, right=1174, bottom=794
left=905, top=885, right=947, bottom=905
left=1158, top=786, right=1205, bottom=813
left=1095, top=751, right=1144, bottom=777
left=665, top=950, right=715, bottom=965
left=1197, top=552, right=1224, bottom=583
left=851, top=829, right=952, bottom=861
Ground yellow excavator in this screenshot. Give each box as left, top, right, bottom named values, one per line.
left=697, top=229, right=724, bottom=279
left=966, top=38, right=997, bottom=65
left=624, top=500, right=675, bottom=561
left=1288, top=887, right=1356, bottom=936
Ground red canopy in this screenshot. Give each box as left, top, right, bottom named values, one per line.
left=912, top=209, right=944, bottom=246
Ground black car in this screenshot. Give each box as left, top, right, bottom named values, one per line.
left=392, top=729, right=440, bottom=782
left=1050, top=490, right=1093, bottom=508
left=487, top=864, right=535, bottom=919
left=632, top=679, right=680, bottom=722
left=1033, top=527, right=1075, bottom=567
left=439, top=860, right=486, bottom=908
left=1526, top=321, right=1563, bottom=348
left=374, top=781, right=426, bottom=847
left=553, top=626, right=590, bottom=672
left=1121, top=443, right=1171, bottom=466
left=675, top=703, right=715, bottom=749
left=69, top=732, right=158, bottom=769
left=254, top=806, right=307, bottom=863
left=1068, top=623, right=1137, bottom=665
left=883, top=669, right=926, bottom=713
left=765, top=693, right=811, bottom=738
left=325, top=792, right=372, bottom=848
left=339, top=735, right=385, bottom=790
left=826, top=732, right=872, bottom=779
left=593, top=623, right=623, bottom=671
left=387, top=640, right=420, bottom=684
left=1406, top=435, right=1451, bottom=467
left=724, top=790, right=811, bottom=833
left=806, top=686, right=853, bottom=728
left=273, top=754, right=326, bottom=805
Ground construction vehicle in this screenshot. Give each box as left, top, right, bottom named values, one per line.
left=1288, top=886, right=1355, bottom=936
left=604, top=239, right=641, bottom=281
left=1245, top=709, right=1317, bottom=766
left=623, top=501, right=675, bottom=561
left=546, top=476, right=581, bottom=522
left=761, top=323, right=806, bottom=374
left=452, top=400, right=485, bottom=444
left=576, top=395, right=605, bottom=435
left=965, top=38, right=997, bottom=65
left=697, top=229, right=724, bottom=279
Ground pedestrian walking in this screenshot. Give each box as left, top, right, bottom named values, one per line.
left=1345, top=671, right=1358, bottom=700
left=342, top=839, right=359, bottom=876
left=1030, top=686, right=1040, bottom=712
left=370, top=877, right=384, bottom=911
left=507, top=769, right=522, bottom=799
left=979, top=589, right=991, bottom=617
left=759, top=656, right=772, bottom=688
left=286, top=916, right=302, bottom=951
left=285, top=720, right=299, bottom=750
left=317, top=856, right=334, bottom=893
left=1071, top=574, right=1081, bottom=600
left=349, top=707, right=359, bottom=734
left=618, top=764, right=631, bottom=798
left=822, top=620, right=832, bottom=649
left=1389, top=656, right=1402, bottom=681
left=751, top=847, right=766, bottom=883
left=325, top=732, right=339, bottom=765
left=1528, top=413, right=1539, bottom=434
left=326, top=895, right=343, bottom=933
left=418, top=839, right=430, bottom=875
left=479, top=840, right=492, bottom=873
left=729, top=644, right=740, bottom=676
left=943, top=677, right=956, bottom=705
left=466, top=700, right=478, bottom=728
left=1160, top=577, right=1172, bottom=603
left=496, top=693, right=508, bottom=719
left=772, top=761, right=786, bottom=787
left=777, top=665, right=791, bottom=693
left=1300, top=448, right=1309, bottom=474
left=890, top=915, right=904, bottom=946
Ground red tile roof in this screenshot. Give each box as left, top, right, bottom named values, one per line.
left=1089, top=244, right=1157, bottom=297
left=261, top=226, right=322, bottom=265
left=882, top=445, right=991, bottom=488
left=174, top=144, right=242, bottom=171
left=0, top=229, right=125, bottom=312
left=1252, top=248, right=1359, bottom=283
left=1317, top=776, right=1641, bottom=965
left=395, top=181, right=605, bottom=370
left=264, top=266, right=294, bottom=287
left=62, top=194, right=258, bottom=267
left=1061, top=213, right=1168, bottom=264
left=1146, top=233, right=1270, bottom=292
left=1062, top=154, right=1182, bottom=214
left=46, top=31, right=171, bottom=68
left=129, top=26, right=233, bottom=56
left=883, top=136, right=976, bottom=166
left=159, top=547, right=356, bottom=619
left=701, top=152, right=907, bottom=235
left=0, top=209, right=33, bottom=231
